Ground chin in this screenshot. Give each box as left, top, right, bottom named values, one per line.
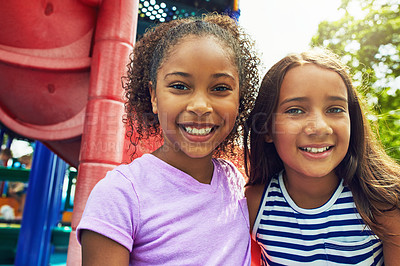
left=185, top=151, right=213, bottom=159
left=182, top=147, right=215, bottom=159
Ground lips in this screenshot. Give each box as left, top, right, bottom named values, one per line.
left=178, top=123, right=218, bottom=142
left=299, top=146, right=332, bottom=154
left=182, top=126, right=214, bottom=136
left=298, top=145, right=334, bottom=160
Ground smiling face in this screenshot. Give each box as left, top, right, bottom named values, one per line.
left=150, top=35, right=240, bottom=161
left=268, top=64, right=350, bottom=182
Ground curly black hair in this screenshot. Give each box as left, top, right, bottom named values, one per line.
left=124, top=13, right=260, bottom=157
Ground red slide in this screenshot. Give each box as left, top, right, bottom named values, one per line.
left=0, top=0, right=140, bottom=263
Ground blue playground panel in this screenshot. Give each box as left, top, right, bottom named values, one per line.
left=0, top=142, right=74, bottom=265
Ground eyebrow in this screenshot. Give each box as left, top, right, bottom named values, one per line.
left=279, top=96, right=348, bottom=106
left=212, top=73, right=236, bottom=81
left=164, top=72, right=190, bottom=80
left=164, top=72, right=236, bottom=81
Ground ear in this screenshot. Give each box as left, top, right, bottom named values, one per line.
left=149, top=81, right=158, bottom=114
left=265, top=133, right=273, bottom=143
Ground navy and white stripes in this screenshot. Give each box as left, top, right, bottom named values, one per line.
left=253, top=172, right=383, bottom=265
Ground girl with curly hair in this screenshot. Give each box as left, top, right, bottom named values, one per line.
left=245, top=48, right=400, bottom=265
left=78, top=13, right=260, bottom=265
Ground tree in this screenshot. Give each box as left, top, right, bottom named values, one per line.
left=311, top=0, right=400, bottom=160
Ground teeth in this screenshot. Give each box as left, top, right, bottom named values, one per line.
left=184, top=126, right=213, bottom=135
left=301, top=146, right=330, bottom=153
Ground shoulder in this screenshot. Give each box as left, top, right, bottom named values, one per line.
left=109, top=154, right=157, bottom=185
left=94, top=165, right=133, bottom=192
left=115, top=154, right=152, bottom=174
left=79, top=163, right=142, bottom=250
left=376, top=208, right=400, bottom=263
left=374, top=204, right=400, bottom=237
left=213, top=158, right=244, bottom=181
left=245, top=184, right=266, bottom=232
left=245, top=184, right=265, bottom=212
left=213, top=157, right=240, bottom=170
left=214, top=157, right=245, bottom=179
left=245, top=184, right=265, bottom=201
left=88, top=158, right=152, bottom=203
left=214, top=158, right=246, bottom=196
left=86, top=164, right=139, bottom=206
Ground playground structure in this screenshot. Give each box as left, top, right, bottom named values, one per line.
left=0, top=0, right=239, bottom=264
left=0, top=138, right=75, bottom=265
left=0, top=0, right=138, bottom=264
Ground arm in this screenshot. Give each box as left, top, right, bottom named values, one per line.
left=81, top=229, right=129, bottom=266
left=377, top=209, right=400, bottom=265
left=245, top=184, right=265, bottom=235
left=245, top=184, right=265, bottom=266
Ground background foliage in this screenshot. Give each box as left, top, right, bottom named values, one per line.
left=311, top=0, right=400, bottom=161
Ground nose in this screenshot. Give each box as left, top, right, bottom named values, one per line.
left=304, top=113, right=333, bottom=136
left=186, top=92, right=213, bottom=116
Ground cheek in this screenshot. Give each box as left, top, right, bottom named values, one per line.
left=223, top=110, right=238, bottom=130
left=272, top=116, right=303, bottom=137
left=336, top=119, right=351, bottom=143
left=219, top=99, right=239, bottom=122
left=155, top=102, right=179, bottom=129
left=233, top=101, right=240, bottom=118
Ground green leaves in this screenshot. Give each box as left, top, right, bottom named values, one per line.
left=311, top=0, right=400, bottom=160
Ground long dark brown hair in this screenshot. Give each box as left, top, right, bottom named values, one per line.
left=244, top=48, right=400, bottom=240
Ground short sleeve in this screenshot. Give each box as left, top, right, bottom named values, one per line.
left=77, top=168, right=140, bottom=252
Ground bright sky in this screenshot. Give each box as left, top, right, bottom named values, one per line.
left=239, top=0, right=343, bottom=74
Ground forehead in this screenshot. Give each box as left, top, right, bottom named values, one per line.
left=280, top=64, right=348, bottom=100
left=159, top=35, right=238, bottom=73
left=169, top=35, right=232, bottom=57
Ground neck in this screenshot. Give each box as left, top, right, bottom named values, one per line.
left=152, top=147, right=214, bottom=184
left=283, top=170, right=340, bottom=209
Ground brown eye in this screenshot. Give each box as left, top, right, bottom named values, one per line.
left=286, top=108, right=304, bottom=114
left=171, top=84, right=188, bottom=90
left=327, top=107, right=344, bottom=113
left=213, top=86, right=231, bottom=92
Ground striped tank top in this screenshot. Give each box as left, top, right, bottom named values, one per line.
left=253, top=172, right=383, bottom=265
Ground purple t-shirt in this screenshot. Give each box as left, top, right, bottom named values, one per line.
left=77, top=154, right=251, bottom=265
